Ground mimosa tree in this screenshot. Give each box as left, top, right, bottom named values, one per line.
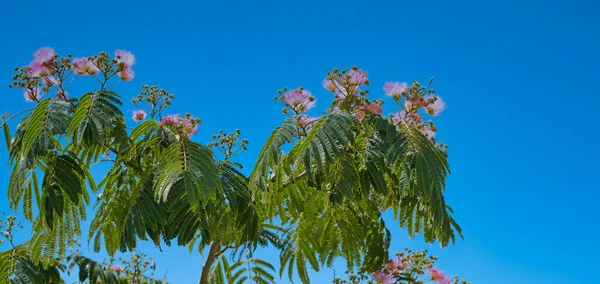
left=0, top=47, right=461, bottom=283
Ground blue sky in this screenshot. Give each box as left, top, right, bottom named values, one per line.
left=1, top=0, right=599, bottom=283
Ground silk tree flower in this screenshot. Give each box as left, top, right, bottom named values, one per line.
left=33, top=47, right=55, bottom=64
left=421, top=126, right=436, bottom=140
left=72, top=57, right=99, bottom=75
left=385, top=257, right=408, bottom=275
left=180, top=118, right=199, bottom=138
left=115, top=50, right=135, bottom=67
left=43, top=76, right=58, bottom=87
left=299, top=115, right=319, bottom=127
left=111, top=265, right=123, bottom=273
left=56, top=91, right=68, bottom=100
left=392, top=111, right=406, bottom=125
left=372, top=269, right=392, bottom=284
left=383, top=82, right=407, bottom=100
left=361, top=103, right=383, bottom=115
left=428, top=268, right=447, bottom=282
left=118, top=67, right=135, bottom=81
left=322, top=79, right=336, bottom=92
left=28, top=61, right=50, bottom=77
left=347, top=69, right=368, bottom=85
left=282, top=88, right=315, bottom=113
left=425, top=95, right=446, bottom=116
left=23, top=88, right=41, bottom=102
left=159, top=114, right=182, bottom=126
left=355, top=103, right=383, bottom=121
left=132, top=110, right=147, bottom=121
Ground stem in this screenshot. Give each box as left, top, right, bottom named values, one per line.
left=199, top=239, right=221, bottom=284
left=1, top=108, right=35, bottom=127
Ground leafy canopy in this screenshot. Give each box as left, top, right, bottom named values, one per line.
left=0, top=47, right=461, bottom=284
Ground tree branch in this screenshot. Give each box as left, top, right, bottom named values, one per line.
left=199, top=239, right=221, bottom=284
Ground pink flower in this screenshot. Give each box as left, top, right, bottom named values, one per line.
left=43, top=76, right=58, bottom=87
left=28, top=61, right=50, bottom=77
left=160, top=114, right=182, bottom=126
left=405, top=97, right=427, bottom=112
left=56, top=91, right=68, bottom=100
left=372, top=269, right=392, bottom=284
left=180, top=118, right=199, bottom=138
left=347, top=69, right=368, bottom=85
left=282, top=88, right=315, bottom=113
left=299, top=115, right=319, bottom=127
left=118, top=67, right=135, bottom=81
left=322, top=79, right=336, bottom=92
left=72, top=57, right=99, bottom=75
left=421, top=126, right=436, bottom=140
left=355, top=110, right=365, bottom=120
left=24, top=88, right=41, bottom=102
left=114, top=50, right=135, bottom=67
left=425, top=96, right=446, bottom=116
left=392, top=111, right=406, bottom=125
left=33, top=47, right=55, bottom=64
left=361, top=103, right=383, bottom=115
left=385, top=257, right=407, bottom=275
left=132, top=110, right=147, bottom=122
left=111, top=265, right=123, bottom=273
left=428, top=267, right=446, bottom=281
left=383, top=82, right=407, bottom=99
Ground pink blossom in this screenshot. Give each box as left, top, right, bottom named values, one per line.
left=114, top=50, right=135, bottom=67
left=405, top=97, right=427, bottom=111
left=372, top=269, right=392, bottom=284
left=43, top=76, right=58, bottom=87
left=322, top=79, right=336, bottom=92
left=392, top=111, right=406, bottom=125
left=361, top=103, right=383, bottom=115
left=33, top=47, right=55, bottom=64
left=298, top=115, right=319, bottom=127
left=385, top=257, right=407, bottom=275
left=23, top=88, right=41, bottom=102
left=347, top=69, right=368, bottom=85
left=72, top=57, right=99, bottom=75
left=132, top=110, right=147, bottom=122
left=421, top=126, right=436, bottom=140
left=56, top=91, right=68, bottom=100
left=159, top=114, right=182, bottom=126
left=383, top=82, right=407, bottom=99
left=355, top=110, right=365, bottom=120
left=28, top=60, right=49, bottom=77
left=118, top=67, right=135, bottom=81
left=428, top=267, right=446, bottom=281
left=180, top=118, right=199, bottom=138
left=282, top=88, right=315, bottom=113
left=425, top=96, right=446, bottom=116
left=111, top=265, right=123, bottom=273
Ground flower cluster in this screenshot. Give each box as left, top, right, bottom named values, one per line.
left=114, top=50, right=136, bottom=81
left=279, top=88, right=316, bottom=114
left=276, top=87, right=321, bottom=135
left=320, top=67, right=447, bottom=143
left=132, top=110, right=147, bottom=121
left=322, top=66, right=369, bottom=101
left=334, top=249, right=468, bottom=284
left=11, top=47, right=137, bottom=103
left=159, top=113, right=200, bottom=139
left=207, top=129, right=249, bottom=159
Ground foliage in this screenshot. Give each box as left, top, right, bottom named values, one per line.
left=1, top=47, right=463, bottom=283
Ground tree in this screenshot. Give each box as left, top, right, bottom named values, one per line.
left=1, top=47, right=461, bottom=283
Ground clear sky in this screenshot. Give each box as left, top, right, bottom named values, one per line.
left=1, top=0, right=599, bottom=283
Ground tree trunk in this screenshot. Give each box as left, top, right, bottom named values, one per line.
left=199, top=239, right=221, bottom=284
